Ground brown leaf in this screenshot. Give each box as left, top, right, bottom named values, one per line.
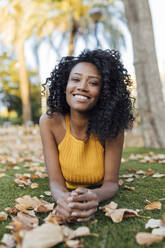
left=21, top=223, right=63, bottom=248
left=118, top=179, right=124, bottom=186
left=30, top=183, right=38, bottom=189
left=125, top=178, right=134, bottom=182
left=0, top=211, right=8, bottom=221
left=0, top=173, right=6, bottom=178
left=5, top=207, right=18, bottom=215
left=144, top=201, right=162, bottom=210
left=136, top=170, right=145, bottom=175
left=15, top=195, right=41, bottom=211
left=124, top=185, right=135, bottom=191
left=120, top=174, right=134, bottom=178
left=1, top=233, right=16, bottom=248
left=145, top=169, right=155, bottom=176
left=65, top=240, right=83, bottom=248
left=62, top=226, right=90, bottom=241
left=136, top=232, right=163, bottom=246
left=145, top=219, right=161, bottom=229
left=152, top=227, right=165, bottom=236
left=126, top=168, right=137, bottom=173
left=44, top=191, right=51, bottom=196
left=152, top=173, right=165, bottom=178
left=110, top=209, right=138, bottom=223
left=9, top=212, right=38, bottom=231
left=15, top=195, right=54, bottom=213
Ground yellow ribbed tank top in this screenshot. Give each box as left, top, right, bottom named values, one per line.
left=58, top=115, right=104, bottom=189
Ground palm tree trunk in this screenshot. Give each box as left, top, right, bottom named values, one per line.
left=123, top=0, right=165, bottom=147
left=16, top=40, right=32, bottom=123
left=68, top=18, right=77, bottom=55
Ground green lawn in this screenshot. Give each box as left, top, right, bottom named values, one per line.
left=0, top=147, right=165, bottom=248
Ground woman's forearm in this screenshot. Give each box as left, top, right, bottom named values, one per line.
left=92, top=181, right=119, bottom=203
left=50, top=181, right=68, bottom=202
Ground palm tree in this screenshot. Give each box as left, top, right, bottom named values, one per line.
left=45, top=0, right=126, bottom=56
left=0, top=0, right=60, bottom=123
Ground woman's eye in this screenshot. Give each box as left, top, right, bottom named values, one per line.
left=89, top=81, right=99, bottom=86
left=71, top=78, right=80, bottom=82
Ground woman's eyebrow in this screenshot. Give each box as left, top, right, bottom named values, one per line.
left=73, top=73, right=100, bottom=80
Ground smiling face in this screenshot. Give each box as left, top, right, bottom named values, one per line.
left=66, top=62, right=102, bottom=113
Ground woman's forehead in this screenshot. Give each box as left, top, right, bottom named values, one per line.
left=70, top=62, right=101, bottom=78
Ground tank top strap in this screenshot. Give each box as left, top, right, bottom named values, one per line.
left=65, top=114, right=70, bottom=134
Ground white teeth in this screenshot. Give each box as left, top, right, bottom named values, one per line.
left=74, top=95, right=88, bottom=100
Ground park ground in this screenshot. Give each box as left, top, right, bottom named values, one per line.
left=0, top=126, right=165, bottom=248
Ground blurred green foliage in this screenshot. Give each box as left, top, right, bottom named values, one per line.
left=0, top=52, right=41, bottom=124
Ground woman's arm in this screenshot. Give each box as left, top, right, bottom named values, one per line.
left=39, top=114, right=68, bottom=199
left=92, top=130, right=124, bottom=202
left=40, top=114, right=74, bottom=220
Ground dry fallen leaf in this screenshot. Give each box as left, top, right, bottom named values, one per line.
left=110, top=209, right=138, bottom=223
left=125, top=178, right=134, bottom=183
left=62, top=226, right=90, bottom=241
left=152, top=173, right=165, bottom=178
left=126, top=168, right=137, bottom=173
left=145, top=169, right=155, bottom=176
left=144, top=201, right=162, bottom=210
left=145, top=219, right=161, bottom=229
left=120, top=174, right=135, bottom=178
left=0, top=212, right=8, bottom=221
left=0, top=173, right=6, bottom=178
left=152, top=227, right=165, bottom=236
left=124, top=185, right=135, bottom=191
left=21, top=223, right=63, bottom=248
left=44, top=212, right=62, bottom=225
left=30, top=183, right=38, bottom=189
left=136, top=232, right=163, bottom=246
left=118, top=179, right=124, bottom=186
left=15, top=195, right=54, bottom=213
left=136, top=170, right=145, bottom=175
left=65, top=240, right=83, bottom=248
left=9, top=212, right=38, bottom=231
left=44, top=191, right=51, bottom=196
left=1, top=233, right=16, bottom=248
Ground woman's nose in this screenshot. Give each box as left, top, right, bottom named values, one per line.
left=77, top=79, right=88, bottom=91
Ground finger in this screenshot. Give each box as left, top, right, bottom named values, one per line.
left=56, top=206, right=71, bottom=219
left=71, top=208, right=97, bottom=218
left=57, top=199, right=72, bottom=214
left=77, top=217, right=91, bottom=222
left=73, top=192, right=98, bottom=202
left=68, top=200, right=98, bottom=210
left=74, top=188, right=88, bottom=194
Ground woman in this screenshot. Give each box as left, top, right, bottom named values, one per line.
left=40, top=49, right=134, bottom=222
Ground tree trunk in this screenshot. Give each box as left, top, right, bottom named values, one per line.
left=123, top=0, right=165, bottom=147
left=16, top=40, right=32, bottom=123
left=68, top=18, right=77, bottom=55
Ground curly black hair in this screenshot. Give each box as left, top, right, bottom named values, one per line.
left=45, top=49, right=135, bottom=141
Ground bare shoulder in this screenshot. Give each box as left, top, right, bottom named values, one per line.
left=39, top=112, right=65, bottom=144
left=39, top=112, right=64, bottom=129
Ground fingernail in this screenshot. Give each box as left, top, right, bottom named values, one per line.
left=68, top=203, right=74, bottom=207
left=68, top=197, right=73, bottom=201
left=71, top=212, right=77, bottom=216
left=71, top=192, right=77, bottom=196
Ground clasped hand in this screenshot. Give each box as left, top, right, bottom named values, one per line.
left=56, top=188, right=98, bottom=222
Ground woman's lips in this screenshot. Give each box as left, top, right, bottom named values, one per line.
left=73, top=94, right=90, bottom=102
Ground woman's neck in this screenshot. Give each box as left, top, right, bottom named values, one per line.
left=69, top=111, right=89, bottom=140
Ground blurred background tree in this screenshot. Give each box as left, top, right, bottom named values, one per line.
left=0, top=52, right=41, bottom=124
left=123, top=0, right=165, bottom=147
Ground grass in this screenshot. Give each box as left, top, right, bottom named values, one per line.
left=0, top=147, right=165, bottom=248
